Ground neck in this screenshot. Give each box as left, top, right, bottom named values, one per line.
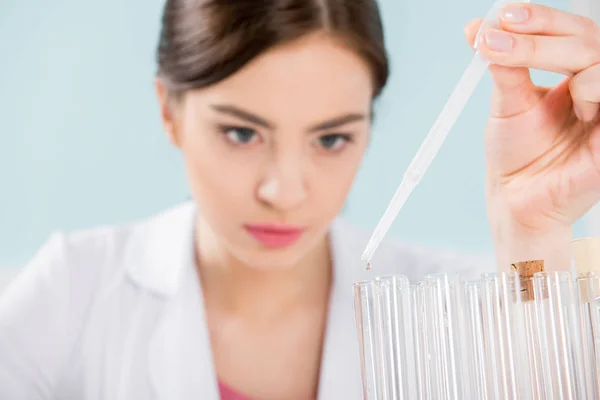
left=195, top=218, right=333, bottom=318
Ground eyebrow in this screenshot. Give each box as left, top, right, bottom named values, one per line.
left=308, top=113, right=366, bottom=132
left=211, top=104, right=273, bottom=129
left=210, top=104, right=367, bottom=132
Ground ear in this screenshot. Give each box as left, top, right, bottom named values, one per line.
left=154, top=78, right=181, bottom=147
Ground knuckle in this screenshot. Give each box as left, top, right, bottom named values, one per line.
left=518, top=36, right=537, bottom=65
left=580, top=16, right=598, bottom=36
left=539, top=7, right=555, bottom=33
left=581, top=16, right=600, bottom=47
left=568, top=77, right=583, bottom=99
left=582, top=36, right=600, bottom=66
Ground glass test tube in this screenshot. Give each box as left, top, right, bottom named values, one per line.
left=353, top=268, right=600, bottom=399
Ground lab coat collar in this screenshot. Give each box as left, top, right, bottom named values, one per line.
left=317, top=217, right=365, bottom=399
left=126, top=202, right=366, bottom=398
left=124, top=202, right=365, bottom=302
left=147, top=252, right=220, bottom=399
left=125, top=202, right=196, bottom=297
left=125, top=203, right=219, bottom=397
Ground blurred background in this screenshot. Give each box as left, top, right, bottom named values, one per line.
left=0, top=0, right=598, bottom=283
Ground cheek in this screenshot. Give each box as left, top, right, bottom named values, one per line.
left=179, top=126, right=257, bottom=219
left=310, top=144, right=366, bottom=215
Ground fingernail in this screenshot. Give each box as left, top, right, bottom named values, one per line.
left=501, top=6, right=530, bottom=23
left=485, top=31, right=514, bottom=52
left=574, top=105, right=583, bottom=120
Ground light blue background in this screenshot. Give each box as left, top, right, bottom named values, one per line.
left=0, top=0, right=585, bottom=267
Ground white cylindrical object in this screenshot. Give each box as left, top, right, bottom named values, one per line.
left=353, top=270, right=600, bottom=399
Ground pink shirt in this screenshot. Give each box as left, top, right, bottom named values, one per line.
left=218, top=381, right=251, bottom=400
left=218, top=381, right=317, bottom=400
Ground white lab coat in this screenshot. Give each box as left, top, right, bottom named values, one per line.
left=0, top=202, right=490, bottom=399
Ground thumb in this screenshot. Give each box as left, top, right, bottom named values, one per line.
left=465, top=19, right=541, bottom=118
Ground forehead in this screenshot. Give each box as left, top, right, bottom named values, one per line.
left=186, top=33, right=374, bottom=124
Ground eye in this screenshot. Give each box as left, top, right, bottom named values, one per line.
left=317, top=134, right=353, bottom=152
left=220, top=126, right=259, bottom=146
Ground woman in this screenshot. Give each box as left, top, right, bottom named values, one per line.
left=1, top=0, right=599, bottom=398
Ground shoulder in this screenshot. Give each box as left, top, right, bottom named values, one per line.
left=330, top=217, right=494, bottom=282
left=0, top=202, right=195, bottom=396
left=0, top=201, right=195, bottom=324
left=0, top=227, right=121, bottom=322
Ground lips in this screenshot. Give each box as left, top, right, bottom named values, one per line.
left=244, top=224, right=305, bottom=248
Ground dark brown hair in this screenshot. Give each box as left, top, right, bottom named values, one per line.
left=156, top=0, right=389, bottom=100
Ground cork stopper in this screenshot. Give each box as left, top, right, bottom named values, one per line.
left=511, top=260, right=545, bottom=302
left=572, top=237, right=600, bottom=302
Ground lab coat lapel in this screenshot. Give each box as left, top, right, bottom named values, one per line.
left=147, top=267, right=219, bottom=399
left=134, top=205, right=369, bottom=399
left=317, top=219, right=365, bottom=399
left=125, top=203, right=218, bottom=399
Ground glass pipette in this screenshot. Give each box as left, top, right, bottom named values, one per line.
left=362, top=0, right=531, bottom=269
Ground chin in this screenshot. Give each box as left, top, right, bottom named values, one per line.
left=231, top=232, right=326, bottom=271
left=237, top=245, right=311, bottom=271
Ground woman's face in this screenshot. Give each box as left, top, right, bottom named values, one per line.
left=157, top=33, right=374, bottom=270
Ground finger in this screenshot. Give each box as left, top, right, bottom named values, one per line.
left=478, top=29, right=600, bottom=76
left=570, top=64, right=600, bottom=122
left=498, top=3, right=596, bottom=36
left=465, top=19, right=539, bottom=118
left=464, top=18, right=482, bottom=47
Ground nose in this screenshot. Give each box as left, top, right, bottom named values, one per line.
left=257, top=155, right=307, bottom=211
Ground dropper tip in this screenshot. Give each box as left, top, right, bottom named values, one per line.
left=361, top=251, right=370, bottom=264
left=366, top=262, right=371, bottom=271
